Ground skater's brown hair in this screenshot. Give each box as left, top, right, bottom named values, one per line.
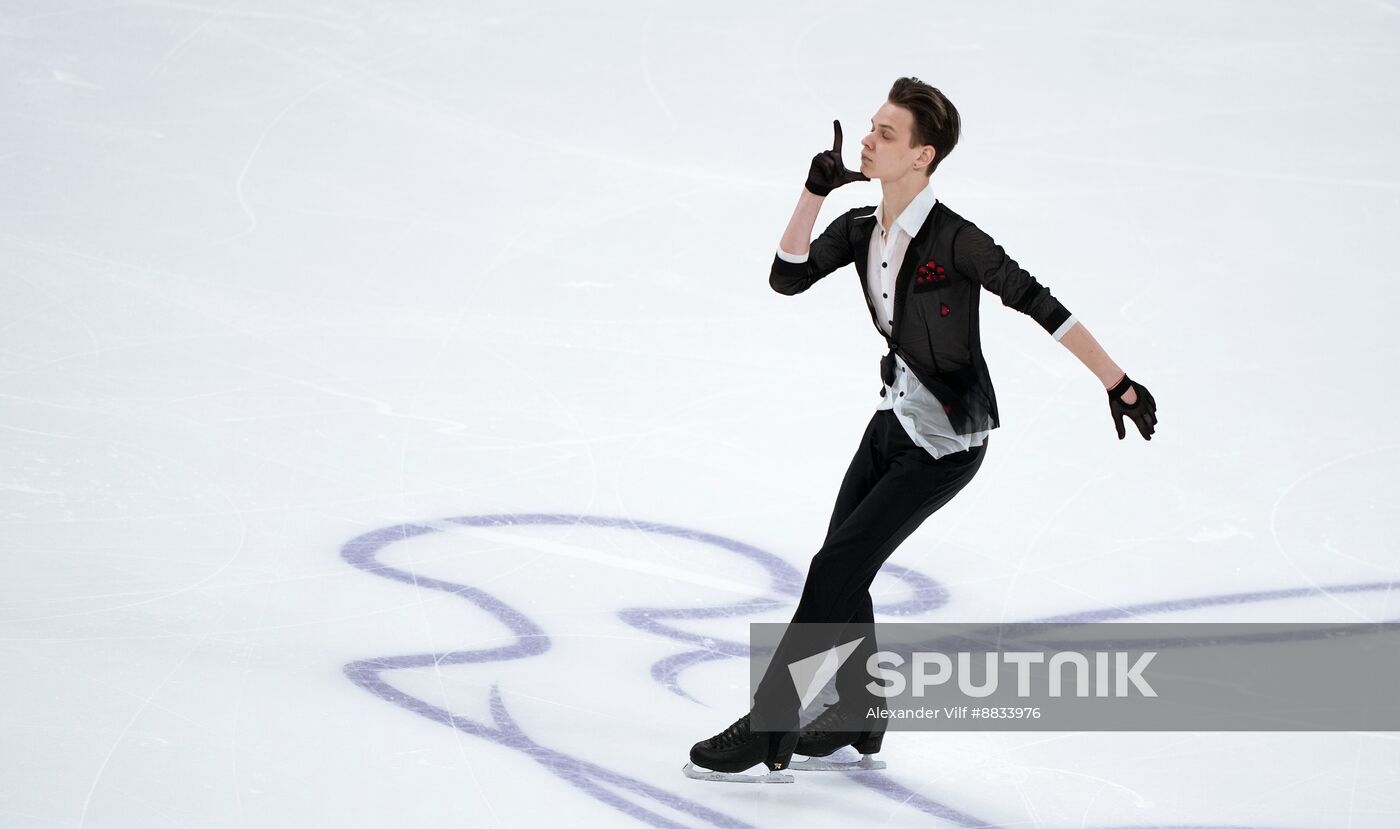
left=887, top=77, right=960, bottom=177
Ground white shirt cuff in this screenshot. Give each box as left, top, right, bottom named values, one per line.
left=1051, top=314, right=1078, bottom=341
left=775, top=247, right=809, bottom=264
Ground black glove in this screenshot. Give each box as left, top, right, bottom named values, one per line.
left=805, top=120, right=870, bottom=197
left=1107, top=373, right=1157, bottom=441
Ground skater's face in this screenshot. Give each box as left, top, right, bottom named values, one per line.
left=860, top=101, right=936, bottom=180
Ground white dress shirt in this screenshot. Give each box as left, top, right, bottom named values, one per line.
left=777, top=180, right=1077, bottom=459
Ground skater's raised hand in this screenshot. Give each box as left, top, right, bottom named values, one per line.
left=804, top=120, right=870, bottom=197
left=1107, top=373, right=1157, bottom=441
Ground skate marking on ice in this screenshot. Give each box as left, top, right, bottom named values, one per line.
left=341, top=516, right=773, bottom=829
left=341, top=511, right=1400, bottom=828
left=681, top=762, right=794, bottom=783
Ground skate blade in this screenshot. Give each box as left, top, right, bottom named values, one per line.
left=789, top=754, right=886, bottom=771
left=681, top=763, right=794, bottom=783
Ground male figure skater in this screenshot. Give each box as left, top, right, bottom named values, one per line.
left=683, top=77, right=1158, bottom=782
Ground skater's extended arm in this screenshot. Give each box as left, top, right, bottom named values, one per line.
left=1058, top=321, right=1158, bottom=441
left=953, top=224, right=1157, bottom=441
left=769, top=120, right=869, bottom=295
left=1057, top=322, right=1133, bottom=402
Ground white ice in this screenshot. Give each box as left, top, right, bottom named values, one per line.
left=2, top=1, right=1399, bottom=827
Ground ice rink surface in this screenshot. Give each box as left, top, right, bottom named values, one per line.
left=3, top=1, right=1399, bottom=826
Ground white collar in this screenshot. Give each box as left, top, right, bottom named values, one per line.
left=872, top=180, right=937, bottom=238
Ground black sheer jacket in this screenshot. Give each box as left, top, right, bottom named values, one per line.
left=769, top=201, right=1073, bottom=436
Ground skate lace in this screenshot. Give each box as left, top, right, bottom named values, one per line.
left=712, top=715, right=752, bottom=749
left=802, top=703, right=853, bottom=734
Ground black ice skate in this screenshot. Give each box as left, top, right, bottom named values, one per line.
left=682, top=713, right=798, bottom=783
left=789, top=701, right=887, bottom=771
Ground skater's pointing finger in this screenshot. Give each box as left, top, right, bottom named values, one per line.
left=832, top=119, right=843, bottom=153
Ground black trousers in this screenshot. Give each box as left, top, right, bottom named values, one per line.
left=752, top=409, right=988, bottom=728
